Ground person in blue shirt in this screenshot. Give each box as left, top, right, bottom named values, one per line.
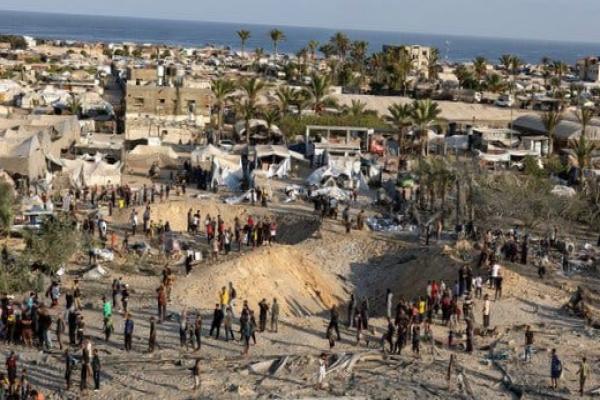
left=550, top=348, right=562, bottom=390
left=124, top=314, right=134, bottom=352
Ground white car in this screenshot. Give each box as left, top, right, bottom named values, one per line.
left=218, top=139, right=234, bottom=151
left=495, top=95, right=515, bottom=108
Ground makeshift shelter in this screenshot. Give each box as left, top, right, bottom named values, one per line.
left=61, top=157, right=122, bottom=187
left=249, top=145, right=303, bottom=179
left=127, top=145, right=179, bottom=173
left=0, top=134, right=47, bottom=179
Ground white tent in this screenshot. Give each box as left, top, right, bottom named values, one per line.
left=62, top=156, right=122, bottom=187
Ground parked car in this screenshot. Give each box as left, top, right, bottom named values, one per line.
left=218, top=139, right=234, bottom=151
left=495, top=94, right=515, bottom=108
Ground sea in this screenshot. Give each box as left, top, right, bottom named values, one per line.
left=1, top=10, right=600, bottom=64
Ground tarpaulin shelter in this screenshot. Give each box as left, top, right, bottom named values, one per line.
left=127, top=145, right=180, bottom=173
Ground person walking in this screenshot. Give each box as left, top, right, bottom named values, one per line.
left=550, top=349, right=563, bottom=390
left=224, top=307, right=234, bottom=342
left=192, top=358, right=201, bottom=391
left=194, top=316, right=202, bottom=351
left=524, top=325, right=534, bottom=362
left=157, top=285, right=167, bottom=323
left=91, top=349, right=101, bottom=391
left=148, top=316, right=157, bottom=353
left=482, top=294, right=491, bottom=329
left=210, top=304, right=224, bottom=339
left=258, top=299, right=269, bottom=332
left=64, top=349, right=75, bottom=390
left=270, top=298, right=279, bottom=333
left=385, top=289, right=393, bottom=320
left=328, top=306, right=341, bottom=341
left=124, top=313, right=134, bottom=352
left=578, top=357, right=589, bottom=396
left=347, top=294, right=355, bottom=327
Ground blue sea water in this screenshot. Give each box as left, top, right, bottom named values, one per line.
left=1, top=10, right=599, bottom=64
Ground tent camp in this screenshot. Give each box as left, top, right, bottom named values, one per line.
left=248, top=145, right=303, bottom=179
left=127, top=145, right=180, bottom=173
left=61, top=156, right=122, bottom=187
left=0, top=134, right=47, bottom=179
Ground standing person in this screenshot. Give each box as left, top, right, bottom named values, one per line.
left=474, top=275, right=483, bottom=299
left=385, top=289, right=393, bottom=320
left=326, top=325, right=336, bottom=349
left=104, top=316, right=114, bottom=342
left=224, top=307, right=235, bottom=342
left=495, top=270, right=503, bottom=300
left=55, top=314, right=65, bottom=350
left=241, top=318, right=254, bottom=357
left=258, top=299, right=269, bottom=332
left=524, top=325, right=534, bottom=362
left=578, top=357, right=589, bottom=396
left=148, top=317, right=157, bottom=353
left=219, top=287, right=229, bottom=313
left=209, top=304, right=224, bottom=339
left=130, top=209, right=138, bottom=236
left=412, top=325, right=421, bottom=357
left=124, top=313, right=134, bottom=352
left=347, top=294, right=355, bottom=328
left=317, top=353, right=327, bottom=390
left=157, top=285, right=167, bottom=323
left=550, top=349, right=563, bottom=390
left=192, top=358, right=201, bottom=391
left=80, top=339, right=91, bottom=393
left=482, top=294, right=491, bottom=329
left=91, top=349, right=101, bottom=391
left=194, top=315, right=202, bottom=351
left=121, top=284, right=130, bottom=314
left=64, top=349, right=75, bottom=390
left=228, top=282, right=237, bottom=316
left=111, top=278, right=120, bottom=312
left=328, top=306, right=341, bottom=341
left=270, top=298, right=279, bottom=333
left=5, top=351, right=17, bottom=392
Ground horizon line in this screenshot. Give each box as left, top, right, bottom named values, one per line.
left=1, top=8, right=599, bottom=48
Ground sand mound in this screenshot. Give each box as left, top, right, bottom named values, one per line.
left=112, top=197, right=319, bottom=244
left=174, top=244, right=346, bottom=317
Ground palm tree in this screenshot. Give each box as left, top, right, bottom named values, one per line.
left=570, top=135, right=597, bottom=181
left=275, top=86, right=295, bottom=115
left=237, top=30, right=251, bottom=56
left=552, top=60, right=568, bottom=81
left=211, top=78, right=236, bottom=142
left=240, top=77, right=265, bottom=107
left=509, top=56, right=522, bottom=76
left=307, top=40, right=319, bottom=61
left=386, top=103, right=412, bottom=155
left=473, top=56, right=488, bottom=81
left=269, top=29, right=286, bottom=56
left=236, top=99, right=257, bottom=143
left=499, top=54, right=514, bottom=74
left=331, top=32, right=350, bottom=60
left=344, top=99, right=367, bottom=117
left=261, top=107, right=280, bottom=142
left=305, top=73, right=332, bottom=113
left=485, top=73, right=506, bottom=93
left=576, top=106, right=595, bottom=138
left=541, top=110, right=563, bottom=155
left=410, top=99, right=442, bottom=156
left=427, top=48, right=442, bottom=81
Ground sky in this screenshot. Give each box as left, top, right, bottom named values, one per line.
left=3, top=0, right=600, bottom=43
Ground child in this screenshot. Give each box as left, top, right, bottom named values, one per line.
left=412, top=325, right=421, bottom=357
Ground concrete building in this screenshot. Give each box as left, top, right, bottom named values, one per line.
left=124, top=67, right=212, bottom=142
left=382, top=44, right=432, bottom=78
left=576, top=57, right=600, bottom=82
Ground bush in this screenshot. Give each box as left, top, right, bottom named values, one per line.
left=0, top=35, right=27, bottom=50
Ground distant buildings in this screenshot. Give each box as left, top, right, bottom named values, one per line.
left=576, top=56, right=600, bottom=82
left=124, top=66, right=212, bottom=143
left=382, top=44, right=432, bottom=78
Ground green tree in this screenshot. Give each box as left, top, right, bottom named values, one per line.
left=330, top=32, right=350, bottom=60
left=211, top=78, right=236, bottom=142
left=261, top=107, right=281, bottom=142
left=484, top=73, right=506, bottom=93
left=269, top=29, right=286, bottom=56
left=410, top=99, right=443, bottom=156
left=236, top=99, right=257, bottom=143
left=541, top=110, right=563, bottom=155
left=67, top=95, right=81, bottom=116
left=386, top=103, right=413, bottom=155
left=237, top=30, right=251, bottom=55
left=426, top=48, right=442, bottom=81
left=343, top=99, right=368, bottom=117
left=0, top=181, right=14, bottom=237
left=307, top=40, right=319, bottom=61
left=240, top=77, right=265, bottom=106
left=576, top=106, right=595, bottom=138
left=473, top=56, right=488, bottom=81
left=570, top=135, right=597, bottom=181
left=26, top=216, right=81, bottom=274
left=304, top=74, right=333, bottom=113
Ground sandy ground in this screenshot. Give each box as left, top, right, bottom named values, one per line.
left=335, top=93, right=536, bottom=125
left=3, top=185, right=600, bottom=399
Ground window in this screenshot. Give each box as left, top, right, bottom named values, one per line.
left=187, top=100, right=196, bottom=113
left=134, top=97, right=144, bottom=107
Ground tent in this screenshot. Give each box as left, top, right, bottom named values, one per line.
left=61, top=156, right=122, bottom=187
left=0, top=134, right=47, bottom=179
left=127, top=145, right=180, bottom=173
